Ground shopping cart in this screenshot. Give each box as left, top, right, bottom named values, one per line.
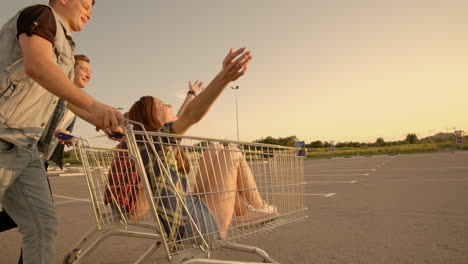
left=63, top=122, right=307, bottom=264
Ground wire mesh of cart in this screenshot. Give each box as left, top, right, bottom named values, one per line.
left=63, top=121, right=307, bottom=264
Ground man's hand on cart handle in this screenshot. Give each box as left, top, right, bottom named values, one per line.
left=89, top=101, right=124, bottom=131
left=104, top=127, right=126, bottom=142
left=55, top=130, right=75, bottom=146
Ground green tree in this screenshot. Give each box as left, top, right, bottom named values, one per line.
left=405, top=133, right=418, bottom=144
left=376, top=137, right=385, bottom=146
left=307, top=140, right=324, bottom=148
left=255, top=136, right=278, bottom=145
left=278, top=136, right=298, bottom=147
left=255, top=136, right=298, bottom=147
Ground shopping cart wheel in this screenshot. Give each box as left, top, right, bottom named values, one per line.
left=63, top=252, right=78, bottom=264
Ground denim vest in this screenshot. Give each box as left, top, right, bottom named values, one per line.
left=0, top=5, right=75, bottom=151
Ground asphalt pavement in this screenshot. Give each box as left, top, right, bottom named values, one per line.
left=1, top=151, right=467, bottom=264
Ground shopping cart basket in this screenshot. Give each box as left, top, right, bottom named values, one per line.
left=63, top=122, right=307, bottom=264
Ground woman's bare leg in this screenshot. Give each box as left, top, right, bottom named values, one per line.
left=194, top=144, right=238, bottom=237
left=233, top=192, right=248, bottom=216
left=235, top=157, right=265, bottom=209
left=194, top=144, right=266, bottom=236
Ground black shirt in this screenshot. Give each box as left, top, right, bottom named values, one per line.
left=17, top=5, right=56, bottom=44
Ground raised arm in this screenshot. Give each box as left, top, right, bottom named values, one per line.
left=19, top=34, right=124, bottom=130
left=176, top=80, right=205, bottom=118
left=171, top=48, right=252, bottom=135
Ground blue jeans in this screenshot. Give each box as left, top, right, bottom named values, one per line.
left=184, top=194, right=220, bottom=243
left=0, top=138, right=57, bottom=264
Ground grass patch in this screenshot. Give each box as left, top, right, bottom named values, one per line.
left=306, top=142, right=466, bottom=159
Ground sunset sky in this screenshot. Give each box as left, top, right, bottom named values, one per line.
left=2, top=0, right=467, bottom=147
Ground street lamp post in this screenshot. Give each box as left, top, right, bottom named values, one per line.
left=231, top=86, right=240, bottom=141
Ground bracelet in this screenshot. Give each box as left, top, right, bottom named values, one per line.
left=187, top=90, right=197, bottom=97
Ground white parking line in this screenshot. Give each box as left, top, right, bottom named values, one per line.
left=305, top=173, right=369, bottom=177
left=377, top=155, right=399, bottom=167
left=47, top=170, right=65, bottom=174
left=53, top=194, right=90, bottom=203
left=303, top=193, right=336, bottom=197
left=59, top=173, right=85, bottom=177
left=306, top=165, right=380, bottom=169
left=307, top=180, right=357, bottom=184
left=55, top=200, right=87, bottom=205
left=304, top=166, right=376, bottom=172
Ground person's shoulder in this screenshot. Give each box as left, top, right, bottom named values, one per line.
left=20, top=5, right=53, bottom=17
left=17, top=4, right=57, bottom=44
left=18, top=4, right=55, bottom=27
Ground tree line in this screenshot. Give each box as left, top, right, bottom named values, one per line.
left=254, top=133, right=465, bottom=148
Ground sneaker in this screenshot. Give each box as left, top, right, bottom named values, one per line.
left=235, top=203, right=279, bottom=224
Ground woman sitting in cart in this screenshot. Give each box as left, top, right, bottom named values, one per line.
left=106, top=48, right=277, bottom=241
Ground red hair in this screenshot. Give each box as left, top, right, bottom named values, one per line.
left=128, top=96, right=190, bottom=173
left=128, top=96, right=162, bottom=131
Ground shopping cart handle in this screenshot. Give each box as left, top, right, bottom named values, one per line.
left=57, top=132, right=74, bottom=141
left=111, top=132, right=125, bottom=139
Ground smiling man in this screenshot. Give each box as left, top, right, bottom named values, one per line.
left=46, top=54, right=92, bottom=169
left=0, top=54, right=93, bottom=264
left=0, top=1, right=123, bottom=263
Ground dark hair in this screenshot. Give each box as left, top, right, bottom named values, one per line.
left=74, top=54, right=90, bottom=64
left=128, top=96, right=190, bottom=173
left=49, top=0, right=95, bottom=6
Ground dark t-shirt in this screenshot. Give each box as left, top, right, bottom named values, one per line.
left=17, top=5, right=56, bottom=44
